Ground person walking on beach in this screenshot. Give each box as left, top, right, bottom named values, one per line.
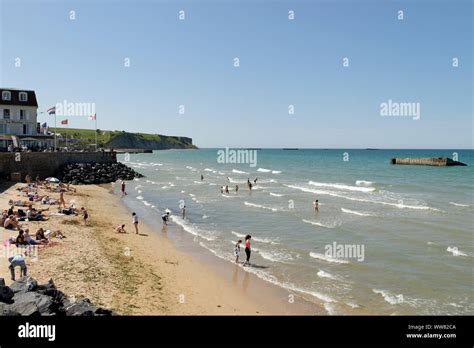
left=243, top=235, right=252, bottom=266
left=58, top=190, right=66, bottom=209
left=234, top=240, right=242, bottom=263
left=162, top=211, right=170, bottom=225
left=132, top=212, right=139, bottom=234
left=81, top=207, right=89, bottom=226
left=313, top=199, right=319, bottom=212
left=181, top=205, right=186, bottom=219
left=121, top=181, right=127, bottom=197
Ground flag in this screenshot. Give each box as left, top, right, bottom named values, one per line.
left=47, top=106, right=56, bottom=115
left=88, top=113, right=96, bottom=120
left=61, top=119, right=68, bottom=125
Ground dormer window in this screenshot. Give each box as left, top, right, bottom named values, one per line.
left=2, top=91, right=11, bottom=101
left=19, top=92, right=28, bottom=102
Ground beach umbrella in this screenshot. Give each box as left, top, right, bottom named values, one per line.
left=45, top=177, right=60, bottom=183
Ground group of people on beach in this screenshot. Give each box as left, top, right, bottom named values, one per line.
left=234, top=235, right=252, bottom=266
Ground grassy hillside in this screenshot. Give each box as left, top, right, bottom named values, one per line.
left=50, top=128, right=196, bottom=149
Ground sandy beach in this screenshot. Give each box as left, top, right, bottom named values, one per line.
left=0, top=181, right=329, bottom=315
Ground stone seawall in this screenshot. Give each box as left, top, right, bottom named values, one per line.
left=0, top=152, right=117, bottom=181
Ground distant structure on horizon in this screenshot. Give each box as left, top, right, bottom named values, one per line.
left=0, top=88, right=53, bottom=150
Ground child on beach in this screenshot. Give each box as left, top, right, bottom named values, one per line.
left=234, top=240, right=242, bottom=263
left=81, top=207, right=89, bottom=226
left=162, top=211, right=170, bottom=225
left=132, top=212, right=138, bottom=234
left=116, top=224, right=126, bottom=233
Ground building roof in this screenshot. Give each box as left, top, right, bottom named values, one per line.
left=0, top=88, right=38, bottom=107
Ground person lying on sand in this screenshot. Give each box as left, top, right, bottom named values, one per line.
left=26, top=206, right=48, bottom=221
left=8, top=199, right=31, bottom=207
left=42, top=228, right=66, bottom=240
left=24, top=229, right=48, bottom=245
left=115, top=224, right=126, bottom=233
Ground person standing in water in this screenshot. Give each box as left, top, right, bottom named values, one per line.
left=162, top=211, right=170, bottom=225
left=225, top=185, right=229, bottom=194
left=201, top=174, right=204, bottom=181
left=121, top=180, right=127, bottom=197
left=313, top=199, right=319, bottom=212
left=243, top=235, right=252, bottom=266
left=181, top=205, right=186, bottom=219
left=132, top=212, right=139, bottom=234
left=234, top=240, right=242, bottom=263
left=235, top=185, right=239, bottom=193
left=254, top=177, right=258, bottom=184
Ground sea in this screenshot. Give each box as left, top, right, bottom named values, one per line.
left=116, top=149, right=473, bottom=315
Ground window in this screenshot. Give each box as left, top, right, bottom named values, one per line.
left=19, top=92, right=28, bottom=102
left=0, top=124, right=6, bottom=133
left=3, top=109, right=10, bottom=120
left=23, top=124, right=29, bottom=135
left=2, top=91, right=11, bottom=101
left=20, top=110, right=26, bottom=120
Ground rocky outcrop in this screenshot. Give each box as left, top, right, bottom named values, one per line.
left=0, top=277, right=113, bottom=316
left=105, top=132, right=196, bottom=150
left=58, top=162, right=144, bottom=185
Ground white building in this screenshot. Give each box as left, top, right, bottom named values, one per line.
left=0, top=88, right=53, bottom=150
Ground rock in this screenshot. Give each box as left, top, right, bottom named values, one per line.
left=57, top=161, right=144, bottom=185
left=65, top=298, right=112, bottom=316
left=9, top=292, right=61, bottom=316
left=0, top=285, right=14, bottom=304
left=9, top=276, right=38, bottom=294
left=0, top=277, right=112, bottom=316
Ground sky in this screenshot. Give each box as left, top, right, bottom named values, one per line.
left=0, top=0, right=472, bottom=149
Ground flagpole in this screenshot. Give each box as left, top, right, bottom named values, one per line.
left=95, top=115, right=97, bottom=151
left=54, top=113, right=57, bottom=151
left=66, top=121, right=68, bottom=150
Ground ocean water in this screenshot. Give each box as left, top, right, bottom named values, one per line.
left=117, top=149, right=473, bottom=315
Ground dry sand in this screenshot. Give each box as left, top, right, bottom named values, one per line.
left=0, top=182, right=313, bottom=315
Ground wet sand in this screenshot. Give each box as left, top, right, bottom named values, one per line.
left=0, top=182, right=331, bottom=315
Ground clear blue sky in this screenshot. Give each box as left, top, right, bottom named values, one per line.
left=0, top=0, right=472, bottom=149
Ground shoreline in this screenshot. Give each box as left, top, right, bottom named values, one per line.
left=0, top=181, right=334, bottom=315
